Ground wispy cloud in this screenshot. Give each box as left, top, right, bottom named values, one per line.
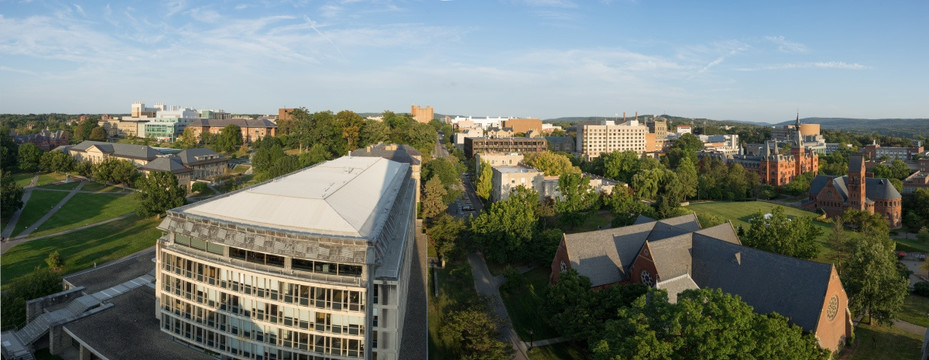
left=522, top=0, right=578, bottom=7
left=736, top=61, right=869, bottom=71
left=765, top=35, right=808, bottom=53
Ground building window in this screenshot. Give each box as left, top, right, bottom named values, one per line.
left=559, top=260, right=567, bottom=273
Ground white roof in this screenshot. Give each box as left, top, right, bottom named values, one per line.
left=181, top=156, right=408, bottom=239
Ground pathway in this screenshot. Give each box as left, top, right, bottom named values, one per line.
left=893, top=320, right=928, bottom=336
left=468, top=251, right=530, bottom=360
left=10, top=181, right=86, bottom=240
left=27, top=188, right=132, bottom=194
left=1, top=173, right=38, bottom=239
left=0, top=213, right=136, bottom=255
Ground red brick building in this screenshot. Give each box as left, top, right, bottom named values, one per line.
left=805, top=156, right=903, bottom=228
left=729, top=117, right=818, bottom=186
left=550, top=214, right=852, bottom=352
left=12, top=130, right=69, bottom=151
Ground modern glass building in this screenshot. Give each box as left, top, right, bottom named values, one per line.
left=155, top=156, right=416, bottom=360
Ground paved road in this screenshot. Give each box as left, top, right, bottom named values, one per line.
left=11, top=181, right=86, bottom=241
left=468, top=252, right=530, bottom=360
left=1, top=173, right=38, bottom=239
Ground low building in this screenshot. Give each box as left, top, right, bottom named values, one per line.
left=453, top=127, right=484, bottom=148
left=475, top=153, right=524, bottom=174
left=139, top=157, right=194, bottom=189
left=188, top=118, right=277, bottom=143
left=65, top=141, right=161, bottom=166
left=11, top=130, right=69, bottom=151
left=485, top=127, right=514, bottom=138
left=541, top=123, right=563, bottom=135
left=464, top=137, right=547, bottom=159
left=491, top=165, right=543, bottom=202
left=549, top=214, right=852, bottom=352
left=545, top=136, right=575, bottom=153
left=805, top=156, right=902, bottom=228
left=675, top=124, right=692, bottom=134
left=861, top=141, right=924, bottom=162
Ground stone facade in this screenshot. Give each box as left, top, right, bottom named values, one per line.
left=464, top=137, right=547, bottom=159
left=805, top=156, right=903, bottom=228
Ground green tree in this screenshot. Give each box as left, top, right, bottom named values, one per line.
left=555, top=173, right=600, bottom=228
left=653, top=172, right=685, bottom=219
left=546, top=270, right=649, bottom=342
left=441, top=306, right=512, bottom=360
left=470, top=187, right=539, bottom=263
left=841, top=234, right=908, bottom=324
left=360, top=119, right=390, bottom=147
left=423, top=157, right=464, bottom=204
left=475, top=160, right=493, bottom=201
left=664, top=133, right=703, bottom=169
left=676, top=156, right=698, bottom=199
left=1, top=171, right=25, bottom=219
left=631, top=168, right=667, bottom=200
left=841, top=209, right=890, bottom=236
left=427, top=213, right=465, bottom=266
left=299, top=143, right=330, bottom=167
left=216, top=124, right=243, bottom=152
left=335, top=110, right=365, bottom=151
left=592, top=288, right=829, bottom=360
left=422, top=177, right=448, bottom=220
left=0, top=127, right=19, bottom=172
left=743, top=206, right=821, bottom=259
left=191, top=182, right=210, bottom=194
left=39, top=150, right=74, bottom=173
left=177, top=126, right=199, bottom=148
left=605, top=186, right=653, bottom=227
left=17, top=142, right=43, bottom=172
left=784, top=171, right=816, bottom=196
left=252, top=143, right=286, bottom=174
left=601, top=150, right=640, bottom=183
left=93, top=158, right=136, bottom=185
left=89, top=126, right=107, bottom=141
left=523, top=151, right=581, bottom=176
left=0, top=267, right=62, bottom=330
left=45, top=250, right=62, bottom=270
left=135, top=171, right=186, bottom=217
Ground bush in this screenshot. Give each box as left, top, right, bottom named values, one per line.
left=500, top=266, right=525, bottom=293
left=191, top=182, right=210, bottom=194
left=918, top=229, right=929, bottom=243
left=914, top=281, right=929, bottom=297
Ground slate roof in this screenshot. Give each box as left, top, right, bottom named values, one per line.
left=139, top=157, right=191, bottom=173
left=191, top=118, right=277, bottom=128
left=809, top=175, right=901, bottom=201
left=656, top=274, right=699, bottom=304
left=563, top=213, right=701, bottom=287
left=849, top=155, right=864, bottom=174
left=176, top=148, right=225, bottom=166
left=690, top=235, right=833, bottom=332
left=70, top=141, right=161, bottom=161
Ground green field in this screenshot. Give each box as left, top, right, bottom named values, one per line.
left=685, top=201, right=835, bottom=261
left=28, top=193, right=137, bottom=238
left=848, top=323, right=922, bottom=359
left=38, top=181, right=82, bottom=190
left=11, top=190, right=70, bottom=237
left=528, top=341, right=588, bottom=360
left=1, top=215, right=161, bottom=288
left=500, top=267, right=560, bottom=340
left=36, top=172, right=67, bottom=186
left=13, top=173, right=35, bottom=187
left=428, top=257, right=480, bottom=360
left=232, top=164, right=251, bottom=174
left=80, top=182, right=128, bottom=193
left=899, top=295, right=929, bottom=328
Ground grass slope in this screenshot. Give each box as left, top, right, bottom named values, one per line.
left=1, top=215, right=161, bottom=288
left=848, top=323, right=922, bottom=359
left=29, top=193, right=137, bottom=238
left=899, top=295, right=929, bottom=328
left=428, top=257, right=479, bottom=360
left=11, top=190, right=70, bottom=237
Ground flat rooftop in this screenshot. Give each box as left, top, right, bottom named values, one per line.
left=495, top=165, right=538, bottom=174
left=177, top=156, right=409, bottom=239
left=63, top=286, right=214, bottom=360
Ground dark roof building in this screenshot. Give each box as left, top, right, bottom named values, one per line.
left=12, top=130, right=69, bottom=151
left=805, top=156, right=902, bottom=228
left=550, top=214, right=852, bottom=352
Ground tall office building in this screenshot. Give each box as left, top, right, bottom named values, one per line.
left=155, top=156, right=416, bottom=360
left=576, top=120, right=648, bottom=160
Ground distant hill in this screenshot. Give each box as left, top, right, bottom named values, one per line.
left=774, top=118, right=929, bottom=138
left=544, top=115, right=752, bottom=128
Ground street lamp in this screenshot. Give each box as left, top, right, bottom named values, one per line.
left=528, top=329, right=534, bottom=351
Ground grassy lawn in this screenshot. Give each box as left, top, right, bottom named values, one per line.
left=500, top=267, right=560, bottom=340
left=13, top=173, right=35, bottom=187
left=38, top=181, right=82, bottom=190
left=895, top=237, right=929, bottom=253
left=899, top=295, right=929, bottom=327
left=80, top=181, right=127, bottom=193
left=528, top=341, right=588, bottom=360
left=565, top=211, right=614, bottom=234
left=1, top=215, right=161, bottom=289
left=232, top=164, right=251, bottom=174
left=28, top=193, right=137, bottom=238
left=11, top=190, right=70, bottom=237
left=685, top=201, right=835, bottom=261
left=847, top=323, right=922, bottom=359
left=428, top=256, right=480, bottom=360
left=35, top=172, right=67, bottom=186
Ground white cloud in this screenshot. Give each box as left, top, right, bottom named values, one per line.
left=764, top=35, right=808, bottom=53
left=736, top=61, right=869, bottom=71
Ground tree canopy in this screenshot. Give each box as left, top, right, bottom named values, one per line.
left=523, top=151, right=581, bottom=177
left=18, top=143, right=43, bottom=173
left=840, top=233, right=908, bottom=325
left=555, top=173, right=600, bottom=228
left=545, top=270, right=648, bottom=342
left=422, top=177, right=448, bottom=220
left=592, top=288, right=830, bottom=360
left=743, top=206, right=821, bottom=259
left=440, top=306, right=512, bottom=360
left=475, top=160, right=493, bottom=201
left=1, top=172, right=24, bottom=219
left=135, top=171, right=186, bottom=217
left=470, top=187, right=539, bottom=263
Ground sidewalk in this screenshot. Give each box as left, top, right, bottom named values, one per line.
left=468, top=251, right=530, bottom=360
left=1, top=173, right=38, bottom=239
left=11, top=181, right=86, bottom=240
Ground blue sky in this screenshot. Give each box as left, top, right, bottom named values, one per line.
left=1, top=0, right=927, bottom=123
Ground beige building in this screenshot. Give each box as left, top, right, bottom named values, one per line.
left=188, top=118, right=278, bottom=144
left=411, top=105, right=434, bottom=124
left=155, top=156, right=416, bottom=360
left=501, top=118, right=542, bottom=135
left=140, top=148, right=229, bottom=190
left=66, top=141, right=161, bottom=166
left=475, top=153, right=524, bottom=174
left=576, top=120, right=648, bottom=160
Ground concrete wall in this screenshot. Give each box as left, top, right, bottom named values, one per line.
left=26, top=287, right=85, bottom=323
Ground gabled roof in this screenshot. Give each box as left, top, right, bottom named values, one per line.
left=690, top=236, right=833, bottom=332
left=656, top=274, right=699, bottom=304
left=649, top=223, right=742, bottom=281
left=865, top=177, right=902, bottom=200
left=175, top=156, right=409, bottom=240
left=176, top=148, right=224, bottom=166
left=140, top=157, right=191, bottom=173
left=563, top=213, right=701, bottom=287
left=70, top=141, right=161, bottom=160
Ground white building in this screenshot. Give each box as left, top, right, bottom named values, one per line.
left=155, top=156, right=417, bottom=360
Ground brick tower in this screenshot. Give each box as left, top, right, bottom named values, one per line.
left=848, top=156, right=866, bottom=211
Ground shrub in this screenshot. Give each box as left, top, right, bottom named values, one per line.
left=914, top=281, right=929, bottom=297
